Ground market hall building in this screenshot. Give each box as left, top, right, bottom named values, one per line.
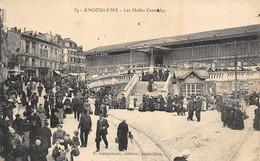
left=85, top=24, right=260, bottom=97
left=85, top=24, right=260, bottom=73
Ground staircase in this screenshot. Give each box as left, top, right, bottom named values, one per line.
left=122, top=72, right=173, bottom=108
left=131, top=82, right=165, bottom=95
left=129, top=81, right=167, bottom=107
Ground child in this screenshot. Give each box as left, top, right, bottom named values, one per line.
left=72, top=130, right=80, bottom=147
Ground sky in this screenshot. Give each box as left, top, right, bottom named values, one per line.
left=1, top=0, right=260, bottom=51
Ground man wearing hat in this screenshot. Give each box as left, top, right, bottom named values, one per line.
left=3, top=99, right=15, bottom=122
left=187, top=95, right=196, bottom=121
left=38, top=120, right=52, bottom=149
left=78, top=109, right=92, bottom=147
left=195, top=97, right=202, bottom=122
left=75, top=97, right=84, bottom=121
left=53, top=124, right=66, bottom=145
left=95, top=114, right=109, bottom=152
left=12, top=114, right=24, bottom=136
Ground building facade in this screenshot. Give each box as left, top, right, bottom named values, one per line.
left=0, top=9, right=8, bottom=81
left=18, top=31, right=62, bottom=78
left=62, top=38, right=86, bottom=74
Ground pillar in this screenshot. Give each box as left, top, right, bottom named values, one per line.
left=150, top=48, right=154, bottom=71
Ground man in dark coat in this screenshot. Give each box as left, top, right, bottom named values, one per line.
left=149, top=97, right=155, bottom=112
left=232, top=108, right=244, bottom=130
left=158, top=69, right=163, bottom=81
left=253, top=104, right=260, bottom=130
left=37, top=84, right=43, bottom=97
left=26, top=83, right=32, bottom=98
left=158, top=95, right=165, bottom=111
left=142, top=95, right=147, bottom=112
left=12, top=114, right=24, bottom=136
left=29, top=137, right=48, bottom=161
left=187, top=96, right=196, bottom=121
left=48, top=90, right=55, bottom=109
left=3, top=101, right=15, bottom=122
left=95, top=114, right=109, bottom=152
left=76, top=98, right=84, bottom=121
left=72, top=96, right=80, bottom=119
left=166, top=96, right=174, bottom=112
left=78, top=109, right=92, bottom=147
left=37, top=121, right=52, bottom=149
left=141, top=70, right=145, bottom=81
left=12, top=139, right=29, bottom=161
left=117, top=120, right=129, bottom=151
left=30, top=93, right=39, bottom=110
left=153, top=70, right=158, bottom=81
left=0, top=117, right=9, bottom=159
left=43, top=96, right=50, bottom=119
left=120, top=94, right=126, bottom=109
left=195, top=97, right=202, bottom=122
left=147, top=80, right=154, bottom=92
left=29, top=119, right=41, bottom=145
left=94, top=97, right=102, bottom=115
left=21, top=91, right=27, bottom=106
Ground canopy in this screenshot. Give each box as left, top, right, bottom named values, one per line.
left=53, top=70, right=61, bottom=75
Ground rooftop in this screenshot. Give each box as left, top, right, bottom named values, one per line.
left=173, top=69, right=209, bottom=79
left=85, top=24, right=260, bottom=55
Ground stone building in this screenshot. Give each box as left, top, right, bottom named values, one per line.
left=18, top=31, right=62, bottom=78
left=62, top=38, right=86, bottom=74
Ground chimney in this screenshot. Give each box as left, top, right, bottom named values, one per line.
left=24, top=28, right=26, bottom=32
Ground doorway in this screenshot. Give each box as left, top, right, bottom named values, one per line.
left=155, top=54, right=163, bottom=67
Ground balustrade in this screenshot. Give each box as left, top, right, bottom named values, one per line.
left=207, top=71, right=260, bottom=82
left=161, top=73, right=173, bottom=98
left=88, top=74, right=133, bottom=88
left=122, top=74, right=139, bottom=98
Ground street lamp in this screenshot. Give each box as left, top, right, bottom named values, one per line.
left=234, top=41, right=238, bottom=103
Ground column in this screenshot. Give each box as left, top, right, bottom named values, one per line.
left=130, top=50, right=133, bottom=66
left=150, top=48, right=154, bottom=71
left=150, top=48, right=154, bottom=67
left=217, top=43, right=220, bottom=69
left=191, top=44, right=194, bottom=69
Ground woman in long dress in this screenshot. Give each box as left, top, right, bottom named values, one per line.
left=37, top=104, right=46, bottom=127
left=201, top=96, right=207, bottom=111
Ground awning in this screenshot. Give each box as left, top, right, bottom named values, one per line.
left=53, top=70, right=61, bottom=75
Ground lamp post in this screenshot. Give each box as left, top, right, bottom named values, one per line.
left=234, top=41, right=238, bottom=103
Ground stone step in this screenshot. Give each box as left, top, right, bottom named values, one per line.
left=131, top=81, right=166, bottom=94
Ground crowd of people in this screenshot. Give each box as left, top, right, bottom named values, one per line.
left=139, top=68, right=169, bottom=82
left=0, top=71, right=259, bottom=160
left=0, top=75, right=89, bottom=161
left=0, top=74, right=136, bottom=161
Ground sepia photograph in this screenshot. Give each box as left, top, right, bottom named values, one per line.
left=0, top=0, right=260, bottom=160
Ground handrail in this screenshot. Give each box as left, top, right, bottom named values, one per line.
left=88, top=74, right=133, bottom=88
left=122, top=74, right=139, bottom=98
left=161, top=73, right=173, bottom=98
left=88, top=73, right=133, bottom=82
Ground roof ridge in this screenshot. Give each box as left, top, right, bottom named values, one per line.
left=86, top=24, right=260, bottom=54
